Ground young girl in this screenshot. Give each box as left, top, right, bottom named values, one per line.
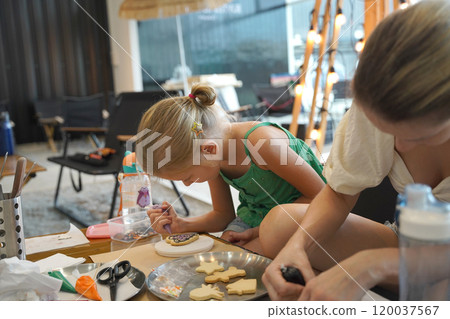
left=138, top=84, right=326, bottom=254
left=263, top=0, right=450, bottom=300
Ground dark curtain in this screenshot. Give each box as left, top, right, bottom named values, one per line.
left=0, top=0, right=114, bottom=144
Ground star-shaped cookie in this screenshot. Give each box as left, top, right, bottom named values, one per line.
left=195, top=261, right=224, bottom=275
left=205, top=266, right=246, bottom=283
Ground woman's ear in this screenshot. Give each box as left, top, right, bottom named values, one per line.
left=200, top=140, right=219, bottom=155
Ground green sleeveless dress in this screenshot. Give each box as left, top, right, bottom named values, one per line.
left=219, top=122, right=326, bottom=228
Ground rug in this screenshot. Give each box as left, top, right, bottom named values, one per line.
left=21, top=180, right=212, bottom=238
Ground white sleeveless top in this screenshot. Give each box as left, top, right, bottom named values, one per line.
left=323, top=103, right=450, bottom=202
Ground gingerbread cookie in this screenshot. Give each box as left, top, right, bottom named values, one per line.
left=195, top=261, right=224, bottom=275
left=189, top=284, right=224, bottom=301
left=165, top=233, right=199, bottom=246
left=226, top=279, right=257, bottom=296
left=205, top=266, right=246, bottom=283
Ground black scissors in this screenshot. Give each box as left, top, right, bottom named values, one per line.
left=96, top=260, right=131, bottom=301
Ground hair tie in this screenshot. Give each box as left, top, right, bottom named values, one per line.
left=191, top=122, right=203, bottom=136
left=188, top=93, right=196, bottom=99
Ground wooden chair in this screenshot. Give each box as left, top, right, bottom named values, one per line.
left=33, top=100, right=64, bottom=152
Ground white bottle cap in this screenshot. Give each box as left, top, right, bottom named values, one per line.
left=399, top=207, right=450, bottom=241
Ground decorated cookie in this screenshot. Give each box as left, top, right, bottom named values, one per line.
left=189, top=284, right=224, bottom=301
left=195, top=261, right=224, bottom=275
left=165, top=233, right=199, bottom=246
left=226, top=279, right=257, bottom=296
left=205, top=266, right=246, bottom=283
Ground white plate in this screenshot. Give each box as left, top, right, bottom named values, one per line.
left=55, top=263, right=145, bottom=301
left=154, top=235, right=214, bottom=257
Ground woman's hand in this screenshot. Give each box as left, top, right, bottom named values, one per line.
left=262, top=232, right=316, bottom=300
left=299, top=248, right=398, bottom=301
left=221, top=227, right=258, bottom=246
left=147, top=201, right=186, bottom=234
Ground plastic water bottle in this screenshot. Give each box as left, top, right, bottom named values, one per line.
left=398, top=184, right=450, bottom=300
left=0, top=112, right=15, bottom=155
left=119, top=151, right=152, bottom=216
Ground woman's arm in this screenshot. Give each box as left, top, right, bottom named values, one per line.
left=299, top=248, right=399, bottom=301
left=300, top=185, right=359, bottom=250
left=262, top=185, right=359, bottom=300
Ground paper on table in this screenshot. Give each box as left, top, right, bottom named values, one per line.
left=25, top=224, right=90, bottom=255
left=35, top=253, right=86, bottom=273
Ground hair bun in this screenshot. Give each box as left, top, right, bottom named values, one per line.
left=190, top=84, right=216, bottom=107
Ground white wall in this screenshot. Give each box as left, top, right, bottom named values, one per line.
left=106, top=0, right=143, bottom=94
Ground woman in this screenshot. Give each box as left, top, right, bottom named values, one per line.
left=262, top=0, right=450, bottom=300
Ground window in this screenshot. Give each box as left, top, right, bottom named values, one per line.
left=138, top=0, right=362, bottom=107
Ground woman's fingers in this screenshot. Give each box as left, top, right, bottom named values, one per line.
left=262, top=263, right=303, bottom=300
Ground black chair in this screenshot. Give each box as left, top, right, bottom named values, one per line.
left=252, top=84, right=295, bottom=116
left=62, top=93, right=105, bottom=128
left=48, top=90, right=189, bottom=227
left=62, top=93, right=107, bottom=148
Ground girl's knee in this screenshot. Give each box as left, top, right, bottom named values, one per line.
left=260, top=204, right=308, bottom=258
left=261, top=203, right=308, bottom=231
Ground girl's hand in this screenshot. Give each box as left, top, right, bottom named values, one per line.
left=147, top=201, right=185, bottom=234
left=221, top=228, right=258, bottom=246
left=262, top=235, right=316, bottom=300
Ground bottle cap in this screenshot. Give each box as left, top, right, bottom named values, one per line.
left=399, top=184, right=450, bottom=241
left=122, top=151, right=143, bottom=174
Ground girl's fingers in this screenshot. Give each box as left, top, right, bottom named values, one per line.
left=149, top=214, right=172, bottom=230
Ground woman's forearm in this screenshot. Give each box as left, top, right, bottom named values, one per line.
left=297, top=185, right=359, bottom=252
left=359, top=248, right=399, bottom=288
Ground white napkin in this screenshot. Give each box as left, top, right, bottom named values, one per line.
left=35, top=253, right=86, bottom=273
left=0, top=257, right=62, bottom=301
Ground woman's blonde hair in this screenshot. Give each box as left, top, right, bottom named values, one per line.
left=137, top=84, right=230, bottom=175
left=353, top=0, right=450, bottom=123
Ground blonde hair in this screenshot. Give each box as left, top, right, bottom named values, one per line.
left=137, top=84, right=230, bottom=174
left=353, top=0, right=450, bottom=123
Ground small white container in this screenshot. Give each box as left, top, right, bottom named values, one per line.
left=107, top=211, right=156, bottom=243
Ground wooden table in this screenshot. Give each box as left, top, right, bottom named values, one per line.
left=24, top=231, right=392, bottom=301
left=26, top=229, right=121, bottom=263
left=26, top=230, right=250, bottom=301
left=0, top=154, right=46, bottom=184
